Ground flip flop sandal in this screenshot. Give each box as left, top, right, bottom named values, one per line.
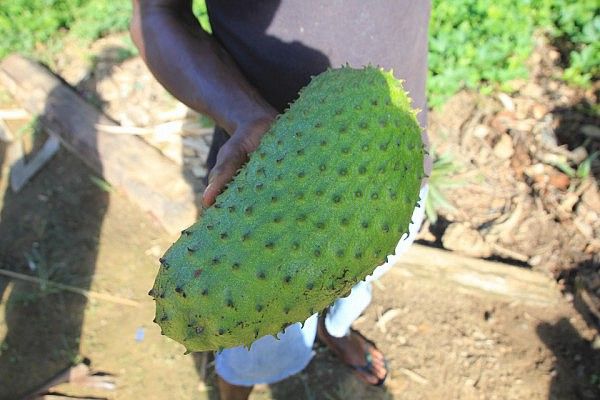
left=317, top=314, right=388, bottom=386
left=348, top=328, right=388, bottom=386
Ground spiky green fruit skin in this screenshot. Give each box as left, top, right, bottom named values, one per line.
left=151, top=66, right=424, bottom=352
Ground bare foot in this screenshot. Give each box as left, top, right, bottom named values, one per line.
left=317, top=315, right=388, bottom=385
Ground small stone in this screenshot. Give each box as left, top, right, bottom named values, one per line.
left=493, top=134, right=514, bottom=160
left=592, top=336, right=600, bottom=350
left=497, top=93, right=515, bottom=112
left=472, top=124, right=491, bottom=139
left=528, top=255, right=542, bottom=266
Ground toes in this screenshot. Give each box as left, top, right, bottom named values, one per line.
left=355, top=369, right=379, bottom=385
left=369, top=347, right=385, bottom=363
left=372, top=361, right=387, bottom=380
left=367, top=347, right=387, bottom=380
left=370, top=352, right=385, bottom=368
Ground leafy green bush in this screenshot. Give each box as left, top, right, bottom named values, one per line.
left=70, top=1, right=132, bottom=41
left=429, top=0, right=598, bottom=106
left=0, top=1, right=132, bottom=59
left=429, top=0, right=534, bottom=106
left=0, top=0, right=81, bottom=59
left=543, top=1, right=599, bottom=87
left=0, top=1, right=210, bottom=59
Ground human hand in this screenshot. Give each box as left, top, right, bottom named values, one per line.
left=202, top=116, right=276, bottom=208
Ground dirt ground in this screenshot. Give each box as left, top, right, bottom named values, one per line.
left=0, top=33, right=599, bottom=399
left=0, top=148, right=598, bottom=399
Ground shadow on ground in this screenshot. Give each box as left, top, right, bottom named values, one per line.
left=0, top=47, right=127, bottom=399
left=537, top=316, right=600, bottom=399
left=193, top=347, right=394, bottom=400
left=552, top=94, right=600, bottom=185
left=538, top=256, right=600, bottom=399
left=541, top=91, right=600, bottom=399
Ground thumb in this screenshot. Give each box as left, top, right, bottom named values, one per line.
left=202, top=138, right=249, bottom=208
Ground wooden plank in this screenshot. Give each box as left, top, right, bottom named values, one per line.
left=391, top=244, right=560, bottom=306
left=0, top=54, right=197, bottom=235
left=10, top=135, right=61, bottom=192
left=0, top=117, right=13, bottom=141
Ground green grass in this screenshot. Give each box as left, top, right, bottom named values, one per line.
left=0, top=0, right=596, bottom=106
left=551, top=151, right=599, bottom=181
left=424, top=149, right=469, bottom=224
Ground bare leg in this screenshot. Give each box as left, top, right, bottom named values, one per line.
left=217, top=375, right=253, bottom=400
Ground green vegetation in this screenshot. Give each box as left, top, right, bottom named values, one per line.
left=0, top=1, right=132, bottom=59
left=552, top=151, right=599, bottom=181
left=192, top=0, right=211, bottom=32
left=550, top=3, right=599, bottom=88
left=429, top=0, right=599, bottom=106
left=89, top=175, right=114, bottom=193
left=0, top=0, right=209, bottom=59
left=0, top=1, right=596, bottom=105
left=424, top=149, right=468, bottom=224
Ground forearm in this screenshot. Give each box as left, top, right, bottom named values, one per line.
left=130, top=0, right=276, bottom=135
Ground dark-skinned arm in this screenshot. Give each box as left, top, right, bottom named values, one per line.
left=130, top=0, right=277, bottom=207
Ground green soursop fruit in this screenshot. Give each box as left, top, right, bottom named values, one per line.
left=150, top=66, right=424, bottom=352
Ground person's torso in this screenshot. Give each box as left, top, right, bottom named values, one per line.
left=206, top=0, right=431, bottom=118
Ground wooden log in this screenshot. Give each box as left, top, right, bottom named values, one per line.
left=391, top=244, right=560, bottom=306
left=0, top=54, right=197, bottom=235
